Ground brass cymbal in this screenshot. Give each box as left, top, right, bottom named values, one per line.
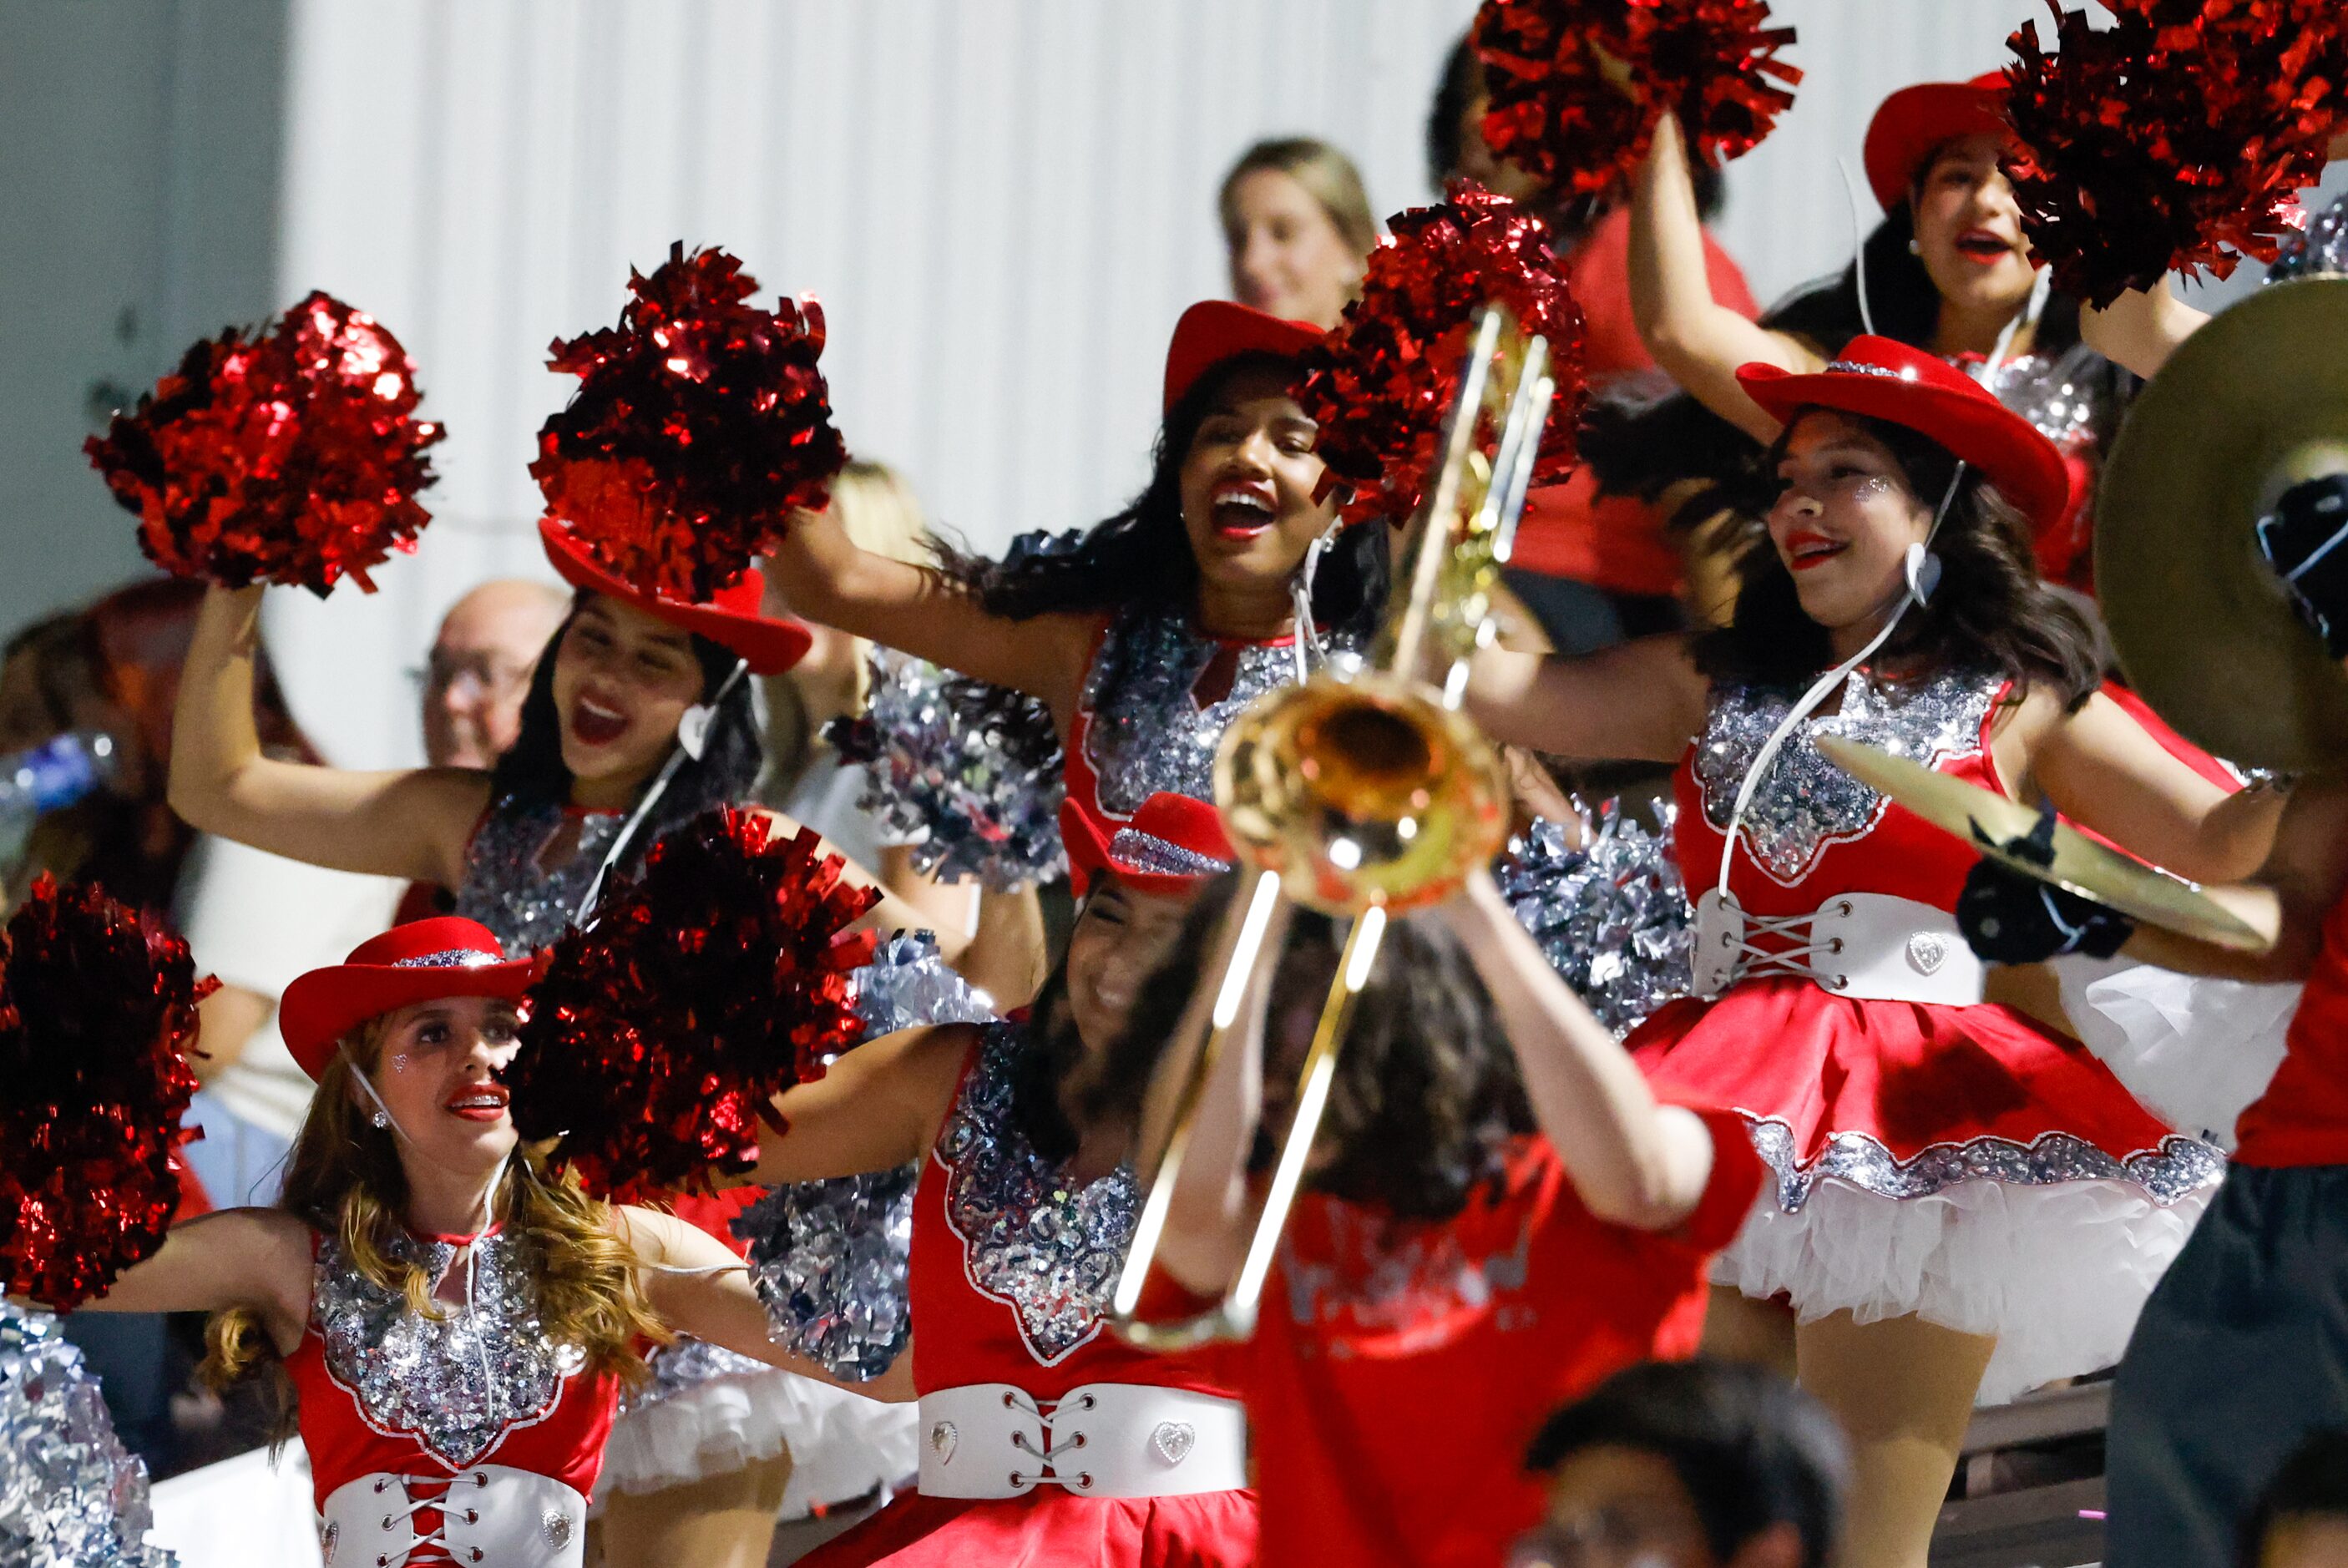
left=2095, top=276, right=2348, bottom=774
left=1815, top=736, right=2270, bottom=952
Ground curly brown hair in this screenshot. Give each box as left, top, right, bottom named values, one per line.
left=200, top=1014, right=666, bottom=1445
left=1075, top=873, right=1534, bottom=1222
left=1695, top=408, right=2102, bottom=708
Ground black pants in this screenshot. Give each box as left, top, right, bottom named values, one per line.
left=2107, top=1162, right=2348, bottom=1567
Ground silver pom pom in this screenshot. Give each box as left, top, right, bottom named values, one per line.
left=736, top=936, right=1000, bottom=1379
left=2270, top=190, right=2348, bottom=283
left=0, top=1302, right=175, bottom=1566
left=827, top=649, right=1066, bottom=891
left=1496, top=802, right=1694, bottom=1036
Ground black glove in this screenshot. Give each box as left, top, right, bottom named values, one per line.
left=2254, top=473, right=2348, bottom=659
left=1956, top=806, right=2135, bottom=964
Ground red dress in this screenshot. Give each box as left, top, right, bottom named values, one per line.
left=286, top=1225, right=616, bottom=1565
left=1628, top=667, right=2223, bottom=1400
left=798, top=1024, right=1257, bottom=1566
left=1243, top=1120, right=1763, bottom=1568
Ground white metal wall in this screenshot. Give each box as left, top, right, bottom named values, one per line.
left=262, top=0, right=2057, bottom=766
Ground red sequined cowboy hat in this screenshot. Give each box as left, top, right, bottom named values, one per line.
left=1862, top=72, right=2008, bottom=215
left=538, top=518, right=812, bottom=676
left=279, top=917, right=536, bottom=1082
left=1061, top=791, right=1237, bottom=898
left=1737, top=335, right=2072, bottom=532
left=1162, top=301, right=1323, bottom=413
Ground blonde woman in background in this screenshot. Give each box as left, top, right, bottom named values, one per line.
left=762, top=460, right=1049, bottom=1008
left=1219, top=136, right=1377, bottom=330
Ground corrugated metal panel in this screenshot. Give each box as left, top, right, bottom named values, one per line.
left=264, top=0, right=2048, bottom=766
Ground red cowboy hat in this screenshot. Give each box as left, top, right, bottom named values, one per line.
left=1862, top=73, right=2007, bottom=215
left=1736, top=335, right=2072, bottom=532
left=279, top=917, right=536, bottom=1082
left=538, top=518, right=812, bottom=675
left=1162, top=301, right=1323, bottom=413
left=1062, top=791, right=1237, bottom=898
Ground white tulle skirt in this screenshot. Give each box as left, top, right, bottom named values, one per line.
left=2051, top=955, right=2297, bottom=1150
left=596, top=1338, right=918, bottom=1520
left=1713, top=1171, right=2214, bottom=1404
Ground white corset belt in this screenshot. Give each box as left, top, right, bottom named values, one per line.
left=917, top=1382, right=1247, bottom=1500
left=320, top=1466, right=585, bottom=1567
left=1691, top=890, right=1986, bottom=1007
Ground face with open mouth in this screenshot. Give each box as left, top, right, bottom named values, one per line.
left=362, top=995, right=524, bottom=1168
left=1178, top=362, right=1340, bottom=597
left=1911, top=132, right=2040, bottom=320
left=549, top=594, right=708, bottom=801
left=1767, top=412, right=1935, bottom=634
left=1062, top=876, right=1200, bottom=1065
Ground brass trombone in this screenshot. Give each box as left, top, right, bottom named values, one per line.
left=1110, top=306, right=1558, bottom=1347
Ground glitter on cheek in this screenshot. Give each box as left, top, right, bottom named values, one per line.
left=387, top=1052, right=415, bottom=1075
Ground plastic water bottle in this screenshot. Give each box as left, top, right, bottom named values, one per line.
left=0, top=731, right=119, bottom=870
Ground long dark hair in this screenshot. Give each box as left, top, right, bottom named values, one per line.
left=488, top=591, right=764, bottom=876
left=932, top=355, right=1389, bottom=644
left=1695, top=409, right=2101, bottom=706
left=1075, top=873, right=1534, bottom=1222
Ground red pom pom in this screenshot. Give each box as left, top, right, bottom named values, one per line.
left=2002, top=0, right=2348, bottom=307
left=1472, top=0, right=1801, bottom=197
left=503, top=808, right=878, bottom=1202
left=0, top=876, right=213, bottom=1310
left=532, top=244, right=848, bottom=604
left=85, top=293, right=443, bottom=597
left=1296, top=184, right=1589, bottom=528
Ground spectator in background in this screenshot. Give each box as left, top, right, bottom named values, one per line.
left=1427, top=32, right=1760, bottom=658
left=0, top=577, right=311, bottom=914
left=1517, top=1360, right=1849, bottom=1568
left=1219, top=136, right=1378, bottom=330
left=416, top=578, right=569, bottom=769
left=2239, top=1431, right=2348, bottom=1568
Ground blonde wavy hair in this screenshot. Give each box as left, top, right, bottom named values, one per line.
left=202, top=1013, right=667, bottom=1442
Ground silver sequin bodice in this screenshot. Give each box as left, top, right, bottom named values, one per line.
left=453, top=796, right=623, bottom=953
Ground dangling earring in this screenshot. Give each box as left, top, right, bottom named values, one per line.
left=370, top=1108, right=391, bottom=1130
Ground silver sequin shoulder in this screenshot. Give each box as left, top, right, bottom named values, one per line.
left=932, top=1022, right=1139, bottom=1367
left=311, top=1228, right=585, bottom=1469
left=1694, top=668, right=1997, bottom=886
left=1079, top=605, right=1359, bottom=818
left=453, top=795, right=623, bottom=953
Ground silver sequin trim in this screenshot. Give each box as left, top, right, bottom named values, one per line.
left=934, top=1022, right=1139, bottom=1366
left=1080, top=605, right=1360, bottom=819
left=1695, top=669, right=1996, bottom=886
left=616, top=1337, right=772, bottom=1414
left=1821, top=359, right=1912, bottom=380
left=311, top=1229, right=584, bottom=1469
left=391, top=948, right=501, bottom=970
left=1106, top=828, right=1230, bottom=878
left=453, top=796, right=625, bottom=954
left=1984, top=341, right=2113, bottom=455
left=2269, top=190, right=2348, bottom=283
left=1742, top=1115, right=2226, bottom=1213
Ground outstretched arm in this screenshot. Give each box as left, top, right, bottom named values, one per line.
left=170, top=584, right=490, bottom=886
left=2121, top=779, right=2348, bottom=985
left=1433, top=870, right=1717, bottom=1230
left=767, top=508, right=1100, bottom=714
left=1628, top=112, right=1824, bottom=442
left=615, top=1206, right=913, bottom=1398
left=71, top=1206, right=314, bottom=1355
left=1468, top=633, right=1709, bottom=764
left=742, top=1020, right=977, bottom=1187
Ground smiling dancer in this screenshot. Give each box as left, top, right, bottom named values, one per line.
left=1467, top=337, right=2276, bottom=1566
left=50, top=917, right=900, bottom=1568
